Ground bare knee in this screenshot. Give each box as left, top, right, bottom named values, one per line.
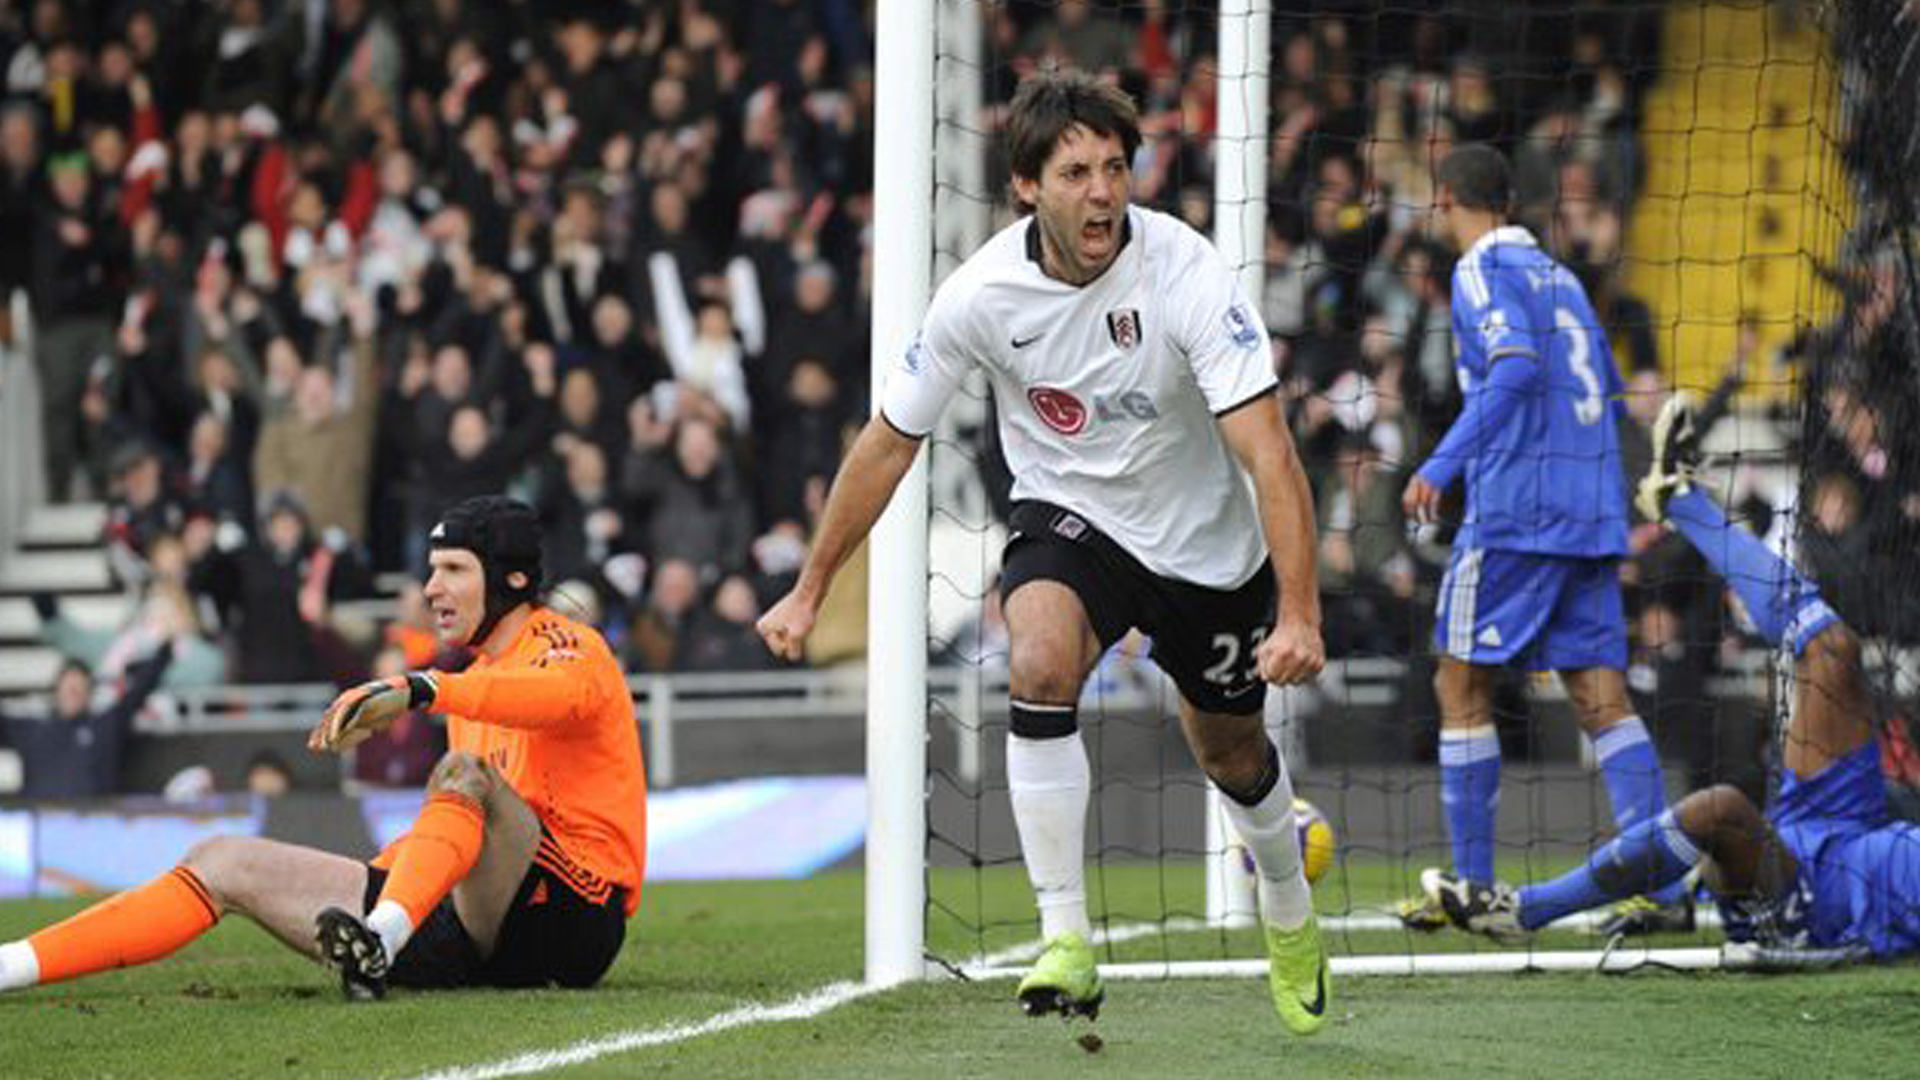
left=1004, top=584, right=1097, bottom=704
left=180, top=836, right=259, bottom=911
left=1674, top=784, right=1759, bottom=848
left=428, top=751, right=497, bottom=804
left=1008, top=626, right=1093, bottom=704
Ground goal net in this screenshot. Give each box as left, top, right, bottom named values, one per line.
left=867, top=0, right=1872, bottom=985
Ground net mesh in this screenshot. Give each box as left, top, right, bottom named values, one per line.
left=910, top=0, right=1882, bottom=975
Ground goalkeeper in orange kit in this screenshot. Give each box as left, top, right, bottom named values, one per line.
left=0, top=496, right=648, bottom=1000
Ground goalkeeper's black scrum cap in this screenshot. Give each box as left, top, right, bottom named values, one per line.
left=429, top=495, right=543, bottom=647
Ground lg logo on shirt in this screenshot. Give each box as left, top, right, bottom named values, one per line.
left=1027, top=387, right=1160, bottom=435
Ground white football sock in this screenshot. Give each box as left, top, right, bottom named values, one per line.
left=0, top=940, right=39, bottom=991
left=365, top=900, right=415, bottom=965
left=1223, top=745, right=1313, bottom=930
left=1007, top=732, right=1093, bottom=941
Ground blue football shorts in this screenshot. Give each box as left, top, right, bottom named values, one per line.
left=1770, top=742, right=1920, bottom=958
left=1431, top=547, right=1626, bottom=671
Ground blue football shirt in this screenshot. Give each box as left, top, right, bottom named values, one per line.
left=1440, top=226, right=1627, bottom=558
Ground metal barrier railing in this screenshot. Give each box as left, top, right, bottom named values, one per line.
left=123, top=654, right=1813, bottom=791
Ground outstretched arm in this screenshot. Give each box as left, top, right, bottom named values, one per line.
left=757, top=417, right=923, bottom=661
left=1217, top=393, right=1324, bottom=685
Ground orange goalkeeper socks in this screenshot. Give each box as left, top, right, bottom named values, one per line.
left=367, top=791, right=485, bottom=958
left=20, top=866, right=220, bottom=987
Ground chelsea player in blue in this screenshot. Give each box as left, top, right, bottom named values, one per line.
left=1400, top=145, right=1682, bottom=930
left=1424, top=395, right=1920, bottom=960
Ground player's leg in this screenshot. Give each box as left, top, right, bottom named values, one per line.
left=1429, top=784, right=1783, bottom=940
left=1543, top=551, right=1672, bottom=833
left=0, top=837, right=367, bottom=992
left=1004, top=579, right=1104, bottom=939
left=1178, top=700, right=1328, bottom=1036
left=1147, top=560, right=1325, bottom=1036
left=1002, top=572, right=1106, bottom=1017
left=1434, top=656, right=1502, bottom=887
left=1561, top=666, right=1667, bottom=829
left=1561, top=661, right=1692, bottom=924
left=327, top=750, right=540, bottom=998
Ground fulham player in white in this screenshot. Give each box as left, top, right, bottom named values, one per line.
left=757, top=71, right=1329, bottom=1036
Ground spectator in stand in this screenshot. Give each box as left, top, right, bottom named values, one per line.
left=181, top=411, right=253, bottom=529
left=102, top=440, right=187, bottom=587
left=33, top=532, right=226, bottom=691
left=0, top=102, right=42, bottom=346
left=625, top=557, right=702, bottom=674
left=0, top=645, right=173, bottom=799
left=1016, top=0, right=1132, bottom=77
left=32, top=150, right=123, bottom=502
left=251, top=294, right=382, bottom=548
left=552, top=367, right=625, bottom=469
left=623, top=413, right=753, bottom=581
left=1317, top=432, right=1417, bottom=658
left=678, top=575, right=777, bottom=673
left=398, top=344, right=557, bottom=570
left=757, top=357, right=850, bottom=532
left=541, top=440, right=635, bottom=590
left=760, top=260, right=857, bottom=408
left=189, top=492, right=351, bottom=686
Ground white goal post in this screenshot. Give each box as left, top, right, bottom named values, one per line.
left=865, top=0, right=934, bottom=989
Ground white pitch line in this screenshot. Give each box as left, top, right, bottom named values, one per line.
left=404, top=980, right=878, bottom=1080
left=406, top=905, right=1729, bottom=1077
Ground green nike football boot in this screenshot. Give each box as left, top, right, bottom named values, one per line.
left=1016, top=932, right=1105, bottom=1020
left=1265, top=915, right=1331, bottom=1036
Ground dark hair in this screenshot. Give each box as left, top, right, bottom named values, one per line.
left=1436, top=143, right=1512, bottom=213
left=1006, top=70, right=1141, bottom=185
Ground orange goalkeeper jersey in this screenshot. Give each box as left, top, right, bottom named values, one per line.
left=431, top=607, right=647, bottom=914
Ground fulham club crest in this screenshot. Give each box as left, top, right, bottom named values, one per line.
left=1106, top=308, right=1141, bottom=351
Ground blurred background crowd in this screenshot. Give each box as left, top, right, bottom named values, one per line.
left=0, top=0, right=1914, bottom=798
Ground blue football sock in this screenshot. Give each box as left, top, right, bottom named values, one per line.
left=1440, top=726, right=1501, bottom=885
left=1667, top=488, right=1837, bottom=657
left=1592, top=716, right=1665, bottom=831
left=1517, top=810, right=1702, bottom=930
left=1592, top=717, right=1688, bottom=906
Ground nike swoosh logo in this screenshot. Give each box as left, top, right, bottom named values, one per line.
left=1011, top=332, right=1046, bottom=349
left=1301, top=964, right=1327, bottom=1016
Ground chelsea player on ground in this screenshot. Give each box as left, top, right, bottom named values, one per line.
left=1400, top=144, right=1686, bottom=931
left=1426, top=395, right=1920, bottom=961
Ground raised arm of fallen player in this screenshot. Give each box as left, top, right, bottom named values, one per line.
left=1217, top=392, right=1325, bottom=685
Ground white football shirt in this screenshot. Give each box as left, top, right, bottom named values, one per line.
left=882, top=206, right=1278, bottom=588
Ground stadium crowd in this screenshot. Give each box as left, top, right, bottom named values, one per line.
left=4, top=1, right=1909, bottom=798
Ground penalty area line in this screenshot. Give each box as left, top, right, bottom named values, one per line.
left=403, top=980, right=879, bottom=1080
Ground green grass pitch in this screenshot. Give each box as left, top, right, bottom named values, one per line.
left=0, top=864, right=1914, bottom=1079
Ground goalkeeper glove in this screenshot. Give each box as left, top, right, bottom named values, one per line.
left=311, top=673, right=439, bottom=752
